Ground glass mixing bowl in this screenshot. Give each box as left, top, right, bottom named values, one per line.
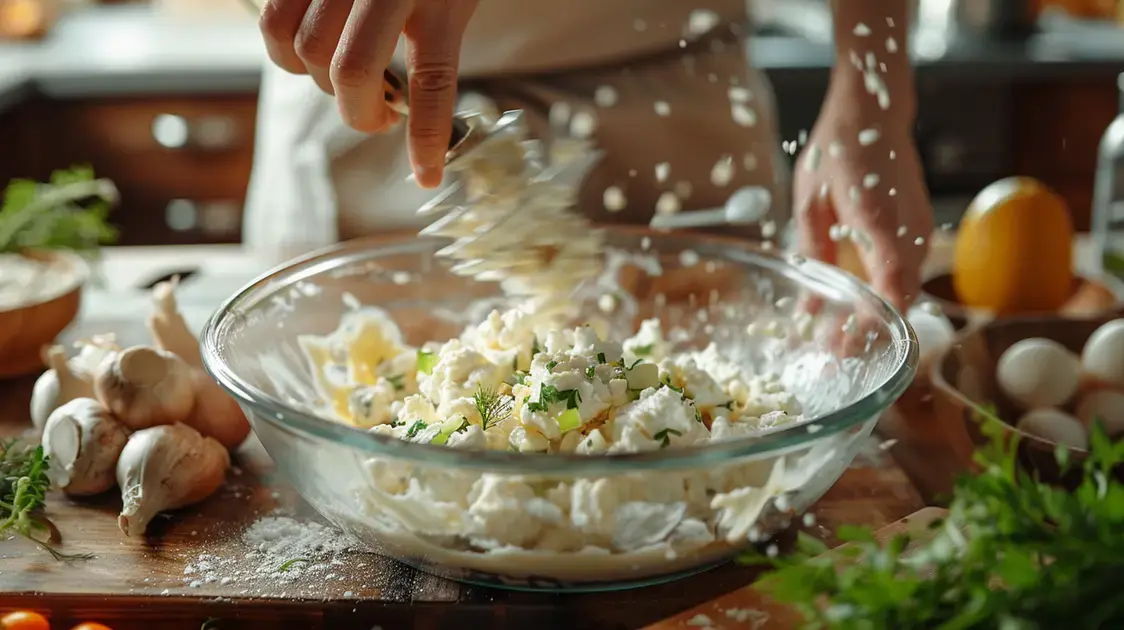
left=200, top=227, right=917, bottom=592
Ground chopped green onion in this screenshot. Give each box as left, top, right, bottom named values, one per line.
left=558, top=409, right=582, bottom=433
left=416, top=350, right=438, bottom=375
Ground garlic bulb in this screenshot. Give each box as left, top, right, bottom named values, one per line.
left=94, top=346, right=196, bottom=430
left=117, top=423, right=229, bottom=536
left=30, top=345, right=94, bottom=431
left=42, top=398, right=130, bottom=495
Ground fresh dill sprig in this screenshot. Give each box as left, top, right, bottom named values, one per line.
left=0, top=440, right=92, bottom=561
left=474, top=386, right=513, bottom=431
left=745, top=405, right=1124, bottom=629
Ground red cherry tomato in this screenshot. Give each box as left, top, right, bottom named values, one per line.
left=0, top=611, right=50, bottom=630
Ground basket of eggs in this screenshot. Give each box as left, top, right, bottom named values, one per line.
left=932, top=315, right=1124, bottom=486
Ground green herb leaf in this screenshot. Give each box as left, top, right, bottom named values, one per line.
left=745, top=400, right=1124, bottom=629
left=0, top=166, right=119, bottom=254
left=404, top=420, right=427, bottom=439
left=0, top=440, right=92, bottom=561
left=473, top=386, right=512, bottom=431
left=652, top=428, right=681, bottom=448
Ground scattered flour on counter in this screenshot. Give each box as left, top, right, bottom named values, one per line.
left=181, top=516, right=368, bottom=596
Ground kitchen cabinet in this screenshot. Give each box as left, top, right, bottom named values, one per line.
left=0, top=74, right=1117, bottom=245
left=1012, top=80, right=1119, bottom=231
left=1, top=92, right=258, bottom=246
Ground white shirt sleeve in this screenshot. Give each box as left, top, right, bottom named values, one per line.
left=243, top=62, right=368, bottom=263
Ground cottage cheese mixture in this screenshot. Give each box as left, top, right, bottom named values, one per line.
left=299, top=298, right=827, bottom=581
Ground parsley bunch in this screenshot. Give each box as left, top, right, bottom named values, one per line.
left=0, top=166, right=118, bottom=254
left=747, top=410, right=1124, bottom=629
left=0, top=439, right=91, bottom=560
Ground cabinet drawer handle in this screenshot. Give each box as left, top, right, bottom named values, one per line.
left=152, top=114, right=242, bottom=151
left=165, top=199, right=242, bottom=237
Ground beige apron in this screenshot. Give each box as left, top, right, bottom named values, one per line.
left=244, top=1, right=790, bottom=263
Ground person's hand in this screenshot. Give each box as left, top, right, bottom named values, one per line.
left=793, top=87, right=933, bottom=312
left=259, top=0, right=479, bottom=188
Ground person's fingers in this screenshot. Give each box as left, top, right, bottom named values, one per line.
left=259, top=0, right=313, bottom=74
left=795, top=181, right=838, bottom=267
left=403, top=1, right=476, bottom=188
left=793, top=180, right=838, bottom=318
left=332, top=0, right=413, bottom=132
left=838, top=185, right=918, bottom=313
left=293, top=0, right=355, bottom=94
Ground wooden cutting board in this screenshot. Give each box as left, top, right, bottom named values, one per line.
left=642, top=507, right=950, bottom=630
left=0, top=369, right=931, bottom=630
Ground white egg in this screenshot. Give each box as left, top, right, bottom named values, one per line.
left=907, top=305, right=955, bottom=360
left=1081, top=319, right=1124, bottom=389
left=996, top=338, right=1080, bottom=409
left=1016, top=408, right=1088, bottom=450
left=1075, top=389, right=1124, bottom=438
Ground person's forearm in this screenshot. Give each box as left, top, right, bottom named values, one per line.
left=828, top=0, right=916, bottom=127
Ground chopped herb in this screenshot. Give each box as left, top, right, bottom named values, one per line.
left=277, top=557, right=309, bottom=572
left=416, top=350, right=438, bottom=375
left=585, top=365, right=597, bottom=380
left=653, top=428, right=681, bottom=448
left=385, top=373, right=405, bottom=391
left=632, top=344, right=653, bottom=357
left=526, top=384, right=581, bottom=412
left=473, top=386, right=513, bottom=431
left=546, top=360, right=558, bottom=372
left=627, top=358, right=644, bottom=370
left=694, top=405, right=703, bottom=423
left=531, top=335, right=542, bottom=356
left=664, top=381, right=684, bottom=395
left=718, top=400, right=734, bottom=410
left=596, top=352, right=607, bottom=363
left=404, top=420, right=427, bottom=439
left=390, top=417, right=403, bottom=427
left=506, top=370, right=529, bottom=386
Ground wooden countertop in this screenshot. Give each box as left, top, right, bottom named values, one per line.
left=0, top=239, right=986, bottom=628
left=0, top=367, right=928, bottom=628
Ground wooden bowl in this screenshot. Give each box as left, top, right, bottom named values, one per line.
left=929, top=314, right=1124, bottom=488
left=921, top=272, right=1124, bottom=330
left=0, top=250, right=89, bottom=379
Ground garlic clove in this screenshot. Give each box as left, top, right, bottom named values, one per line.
left=117, top=423, right=229, bottom=536
left=147, top=279, right=251, bottom=450
left=30, top=345, right=94, bottom=431
left=147, top=279, right=202, bottom=367
left=42, top=398, right=130, bottom=495
left=70, top=334, right=121, bottom=380
left=94, top=346, right=196, bottom=431
left=183, top=370, right=251, bottom=450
